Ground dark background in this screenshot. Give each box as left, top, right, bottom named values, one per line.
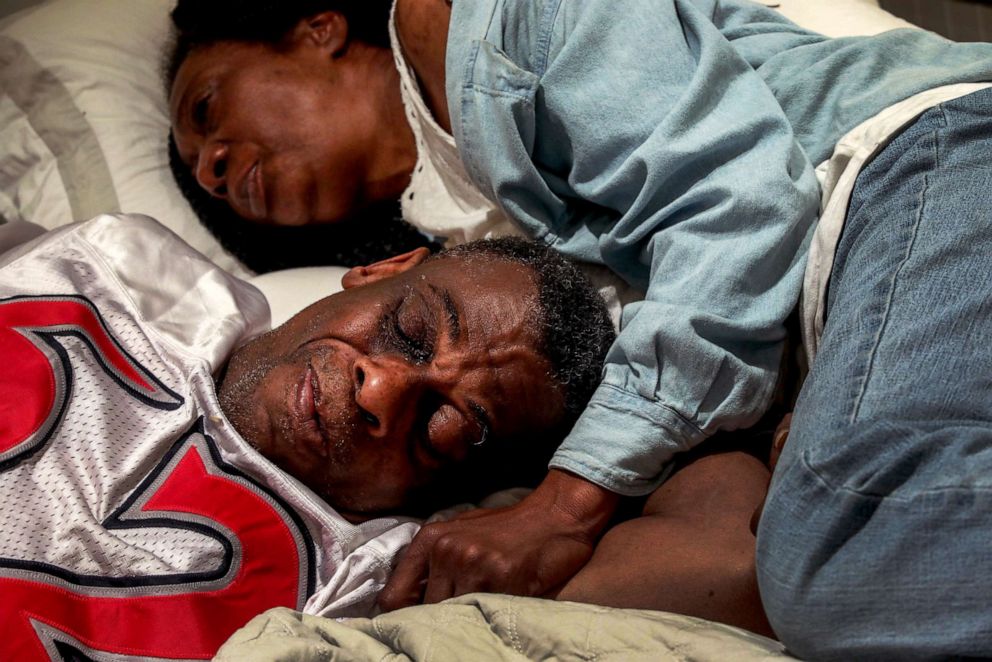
left=880, top=0, right=992, bottom=41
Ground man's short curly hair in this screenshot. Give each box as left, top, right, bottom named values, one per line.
left=432, top=238, right=615, bottom=424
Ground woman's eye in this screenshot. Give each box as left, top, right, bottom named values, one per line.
left=192, top=95, right=210, bottom=130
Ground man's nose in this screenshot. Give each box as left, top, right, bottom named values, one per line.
left=352, top=355, right=426, bottom=439
left=195, top=140, right=229, bottom=198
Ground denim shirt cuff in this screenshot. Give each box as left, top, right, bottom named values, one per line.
left=549, top=381, right=704, bottom=496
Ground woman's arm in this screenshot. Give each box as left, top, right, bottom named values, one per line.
left=382, top=0, right=820, bottom=607
left=450, top=0, right=819, bottom=496
left=379, top=469, right=618, bottom=610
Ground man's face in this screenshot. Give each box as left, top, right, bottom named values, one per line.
left=218, top=252, right=564, bottom=519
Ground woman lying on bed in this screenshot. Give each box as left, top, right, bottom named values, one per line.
left=166, top=0, right=992, bottom=657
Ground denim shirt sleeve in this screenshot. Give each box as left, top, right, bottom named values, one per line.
left=448, top=0, right=820, bottom=496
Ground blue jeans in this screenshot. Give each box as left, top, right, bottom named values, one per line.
left=757, top=87, right=992, bottom=660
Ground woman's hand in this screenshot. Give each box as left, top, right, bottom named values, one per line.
left=378, top=470, right=620, bottom=611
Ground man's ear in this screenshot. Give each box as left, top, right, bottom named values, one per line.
left=291, top=11, right=349, bottom=58
left=342, top=247, right=432, bottom=290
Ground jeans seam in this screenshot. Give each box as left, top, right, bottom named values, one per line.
left=801, top=448, right=992, bottom=501
left=850, top=135, right=936, bottom=423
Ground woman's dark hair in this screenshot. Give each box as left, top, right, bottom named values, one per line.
left=406, top=237, right=617, bottom=514
left=165, top=0, right=392, bottom=91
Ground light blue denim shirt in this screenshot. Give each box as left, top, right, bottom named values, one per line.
left=445, top=0, right=992, bottom=495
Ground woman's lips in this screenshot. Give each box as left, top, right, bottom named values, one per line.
left=245, top=162, right=267, bottom=219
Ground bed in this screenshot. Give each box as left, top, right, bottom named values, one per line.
left=0, top=0, right=921, bottom=659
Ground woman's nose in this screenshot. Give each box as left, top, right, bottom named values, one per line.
left=352, top=356, right=420, bottom=439
left=195, top=141, right=229, bottom=198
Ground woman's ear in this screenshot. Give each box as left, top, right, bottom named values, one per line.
left=292, top=11, right=349, bottom=58
left=342, top=247, right=432, bottom=289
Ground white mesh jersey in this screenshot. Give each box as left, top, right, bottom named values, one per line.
left=0, top=215, right=419, bottom=662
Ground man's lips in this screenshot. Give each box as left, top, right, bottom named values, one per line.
left=294, top=362, right=327, bottom=456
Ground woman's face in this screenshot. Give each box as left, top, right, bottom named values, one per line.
left=169, top=39, right=413, bottom=226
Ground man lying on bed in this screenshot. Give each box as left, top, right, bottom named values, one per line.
left=0, top=213, right=614, bottom=661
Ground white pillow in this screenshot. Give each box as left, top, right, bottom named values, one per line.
left=249, top=266, right=350, bottom=328
left=767, top=0, right=917, bottom=38
left=0, top=0, right=250, bottom=276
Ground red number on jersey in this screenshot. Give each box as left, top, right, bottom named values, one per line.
left=0, top=297, right=314, bottom=660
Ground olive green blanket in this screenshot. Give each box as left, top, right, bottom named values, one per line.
left=217, top=594, right=795, bottom=661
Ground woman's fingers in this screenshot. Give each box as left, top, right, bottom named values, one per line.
left=378, top=522, right=444, bottom=611
left=379, top=471, right=617, bottom=612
